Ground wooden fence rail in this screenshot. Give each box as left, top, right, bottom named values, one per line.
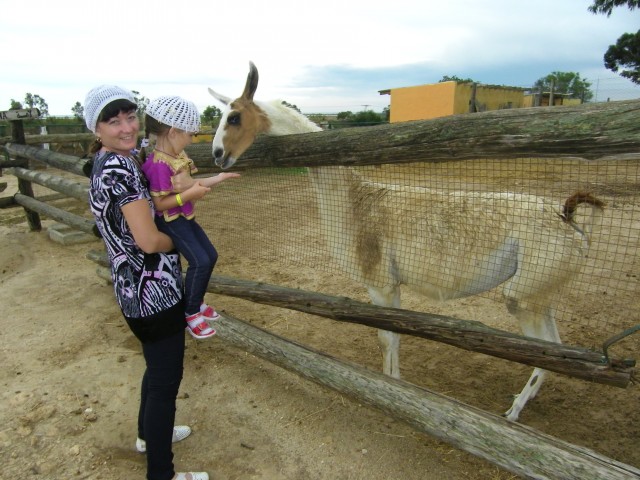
left=186, top=99, right=640, bottom=169
left=86, top=249, right=634, bottom=387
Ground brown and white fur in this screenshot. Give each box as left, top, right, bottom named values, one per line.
left=208, top=62, right=604, bottom=421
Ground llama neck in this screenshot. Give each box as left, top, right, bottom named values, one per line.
left=253, top=100, right=349, bottom=210
left=256, top=100, right=323, bottom=136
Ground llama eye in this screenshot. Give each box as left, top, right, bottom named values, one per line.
left=228, top=113, right=240, bottom=126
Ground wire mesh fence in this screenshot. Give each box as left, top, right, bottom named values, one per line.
left=196, top=156, right=640, bottom=355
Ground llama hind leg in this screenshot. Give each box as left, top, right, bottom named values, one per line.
left=368, top=286, right=401, bottom=379
left=505, top=304, right=561, bottom=421
left=377, top=330, right=401, bottom=378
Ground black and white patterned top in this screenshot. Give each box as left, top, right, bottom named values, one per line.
left=89, top=151, right=183, bottom=319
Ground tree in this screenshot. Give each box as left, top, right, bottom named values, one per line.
left=589, top=0, right=640, bottom=84
left=201, top=105, right=222, bottom=126
left=24, top=93, right=49, bottom=116
left=604, top=31, right=640, bottom=84
left=9, top=99, right=22, bottom=109
left=439, top=75, right=478, bottom=83
left=351, top=110, right=384, bottom=126
left=382, top=106, right=390, bottom=122
left=533, top=72, right=594, bottom=102
left=71, top=101, right=84, bottom=120
left=131, top=90, right=149, bottom=117
left=588, top=0, right=639, bottom=16
left=330, top=109, right=385, bottom=129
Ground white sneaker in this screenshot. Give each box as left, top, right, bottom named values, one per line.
left=136, top=425, right=192, bottom=453
left=172, top=473, right=209, bottom=480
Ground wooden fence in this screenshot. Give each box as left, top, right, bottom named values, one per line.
left=3, top=100, right=640, bottom=479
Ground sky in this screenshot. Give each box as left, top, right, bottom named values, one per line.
left=1, top=0, right=639, bottom=117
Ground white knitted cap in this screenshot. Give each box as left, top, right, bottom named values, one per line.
left=84, top=85, right=136, bottom=133
left=146, top=96, right=201, bottom=133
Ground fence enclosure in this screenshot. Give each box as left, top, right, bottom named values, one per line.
left=2, top=100, right=640, bottom=479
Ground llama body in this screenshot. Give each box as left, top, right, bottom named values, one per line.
left=209, top=62, right=603, bottom=421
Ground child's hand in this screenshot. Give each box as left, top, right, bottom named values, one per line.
left=217, top=172, right=241, bottom=181
left=187, top=181, right=210, bottom=201
left=171, top=168, right=195, bottom=192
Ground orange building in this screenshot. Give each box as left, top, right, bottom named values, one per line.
left=379, top=81, right=526, bottom=123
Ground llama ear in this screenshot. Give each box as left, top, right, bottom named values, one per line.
left=243, top=61, right=259, bottom=101
left=208, top=88, right=230, bottom=105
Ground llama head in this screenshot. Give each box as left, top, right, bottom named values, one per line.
left=209, top=61, right=270, bottom=170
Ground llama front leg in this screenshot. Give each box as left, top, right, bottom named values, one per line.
left=368, top=286, right=401, bottom=378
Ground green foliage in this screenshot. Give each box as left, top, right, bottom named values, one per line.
left=131, top=90, right=150, bottom=117
left=381, top=106, right=390, bottom=122
left=201, top=105, right=222, bottom=127
left=329, top=109, right=386, bottom=129
left=604, top=30, right=640, bottom=84
left=533, top=72, right=594, bottom=102
left=439, top=75, right=478, bottom=83
left=590, top=0, right=640, bottom=84
left=71, top=101, right=84, bottom=120
left=588, top=0, right=639, bottom=16
left=24, top=93, right=49, bottom=117
left=10, top=99, right=22, bottom=109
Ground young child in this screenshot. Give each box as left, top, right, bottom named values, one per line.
left=141, top=95, right=240, bottom=339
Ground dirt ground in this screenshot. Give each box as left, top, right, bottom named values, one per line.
left=1, top=161, right=639, bottom=480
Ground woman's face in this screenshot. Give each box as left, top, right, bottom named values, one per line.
left=96, top=111, right=139, bottom=156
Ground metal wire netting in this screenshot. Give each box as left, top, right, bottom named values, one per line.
left=195, top=157, right=640, bottom=350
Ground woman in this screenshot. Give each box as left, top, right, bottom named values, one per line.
left=85, top=84, right=209, bottom=480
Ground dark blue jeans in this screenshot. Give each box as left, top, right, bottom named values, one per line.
left=138, top=329, right=185, bottom=480
left=156, top=216, right=218, bottom=316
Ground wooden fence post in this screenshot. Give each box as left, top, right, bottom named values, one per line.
left=4, top=108, right=42, bottom=230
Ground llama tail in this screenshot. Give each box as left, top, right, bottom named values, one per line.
left=558, top=191, right=605, bottom=243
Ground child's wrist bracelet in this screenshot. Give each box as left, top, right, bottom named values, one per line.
left=176, top=193, right=183, bottom=207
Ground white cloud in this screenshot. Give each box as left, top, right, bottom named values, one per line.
left=1, top=0, right=638, bottom=115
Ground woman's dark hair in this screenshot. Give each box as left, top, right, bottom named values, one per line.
left=89, top=99, right=138, bottom=154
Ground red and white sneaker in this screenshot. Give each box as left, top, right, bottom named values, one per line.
left=200, top=303, right=221, bottom=321
left=186, top=312, right=216, bottom=339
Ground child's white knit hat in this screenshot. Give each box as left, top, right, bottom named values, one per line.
left=84, top=85, right=136, bottom=133
left=146, top=96, right=201, bottom=133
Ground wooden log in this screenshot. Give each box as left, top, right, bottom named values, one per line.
left=22, top=133, right=93, bottom=144
left=3, top=143, right=88, bottom=176
left=0, top=196, right=17, bottom=208
left=185, top=99, right=640, bottom=170
left=8, top=167, right=88, bottom=201
left=16, top=178, right=41, bottom=231
left=198, top=311, right=640, bottom=479
left=202, top=274, right=632, bottom=387
left=0, top=154, right=28, bottom=169
left=84, top=250, right=634, bottom=387
left=14, top=193, right=97, bottom=235
left=10, top=122, right=41, bottom=230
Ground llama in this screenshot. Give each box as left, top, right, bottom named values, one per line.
left=208, top=62, right=604, bottom=421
